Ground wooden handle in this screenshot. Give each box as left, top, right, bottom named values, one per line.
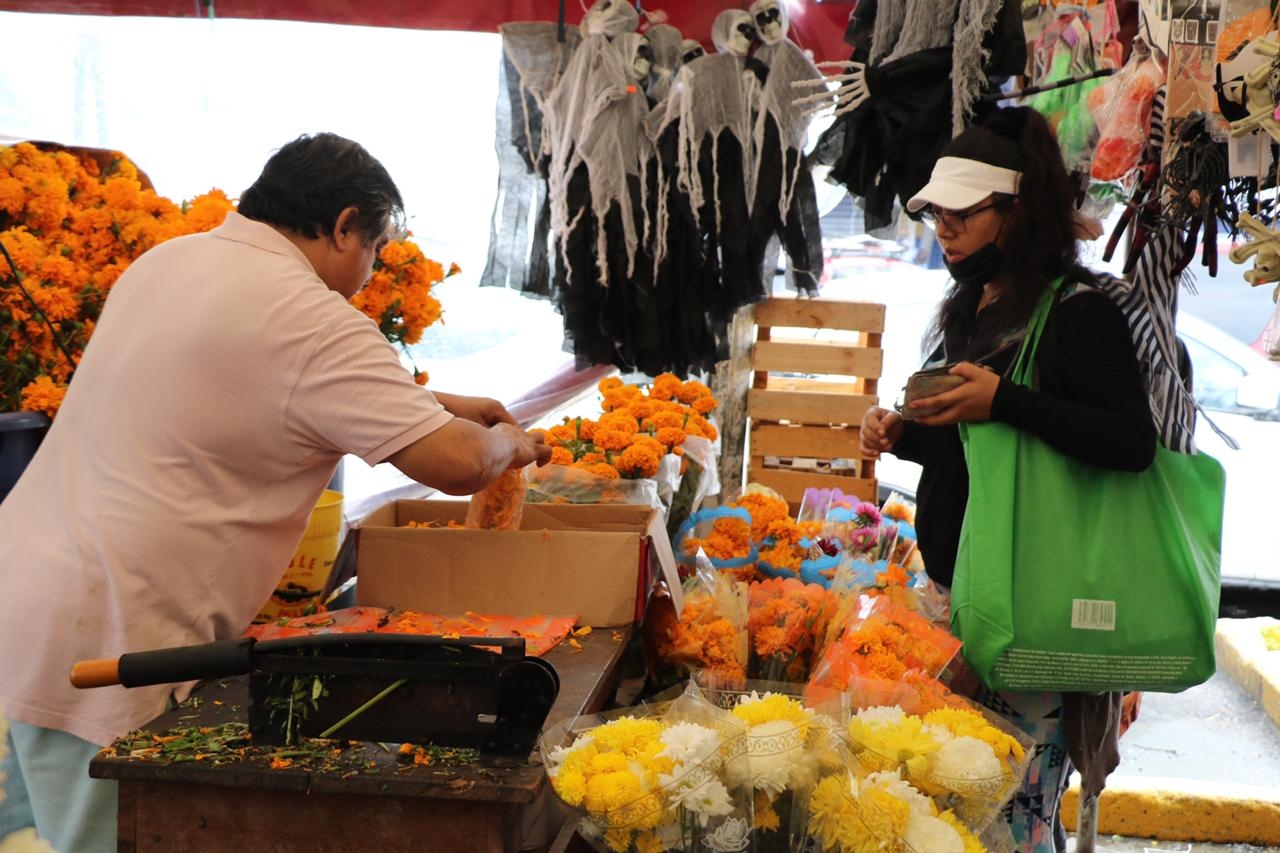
left=69, top=658, right=121, bottom=688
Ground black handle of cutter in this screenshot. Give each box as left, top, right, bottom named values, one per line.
left=116, top=637, right=257, bottom=688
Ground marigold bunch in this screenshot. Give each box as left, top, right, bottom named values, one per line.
left=541, top=375, right=718, bottom=480
left=656, top=574, right=749, bottom=687
left=1, top=142, right=446, bottom=416
left=747, top=578, right=836, bottom=684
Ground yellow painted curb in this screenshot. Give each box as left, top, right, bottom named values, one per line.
left=1215, top=617, right=1280, bottom=730
left=1061, top=776, right=1280, bottom=845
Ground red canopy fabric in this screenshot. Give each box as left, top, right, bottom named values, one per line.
left=0, top=1, right=857, bottom=63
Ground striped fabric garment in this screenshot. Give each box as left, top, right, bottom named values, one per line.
left=1093, top=87, right=1228, bottom=455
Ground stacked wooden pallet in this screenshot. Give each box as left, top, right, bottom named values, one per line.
left=746, top=297, right=886, bottom=506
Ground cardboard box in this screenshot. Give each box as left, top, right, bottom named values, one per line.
left=354, top=500, right=674, bottom=627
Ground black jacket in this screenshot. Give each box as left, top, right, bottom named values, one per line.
left=891, top=286, right=1157, bottom=588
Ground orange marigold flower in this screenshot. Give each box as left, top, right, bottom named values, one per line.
left=547, top=425, right=576, bottom=444
left=676, top=379, right=711, bottom=403
left=578, top=452, right=606, bottom=465
left=19, top=375, right=66, bottom=419
left=655, top=426, right=686, bottom=448
left=549, top=447, right=574, bottom=466
left=692, top=395, right=718, bottom=415
left=598, top=376, right=623, bottom=393
left=594, top=428, right=631, bottom=451
left=616, top=443, right=661, bottom=479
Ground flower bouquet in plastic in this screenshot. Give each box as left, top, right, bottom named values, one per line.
left=541, top=681, right=755, bottom=853
left=674, top=506, right=758, bottom=581
left=803, top=766, right=991, bottom=852
left=806, top=593, right=963, bottom=701
left=651, top=550, right=750, bottom=689
left=746, top=577, right=838, bottom=684
left=529, top=375, right=721, bottom=537
left=837, top=683, right=1034, bottom=836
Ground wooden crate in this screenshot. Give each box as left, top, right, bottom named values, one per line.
left=746, top=297, right=886, bottom=506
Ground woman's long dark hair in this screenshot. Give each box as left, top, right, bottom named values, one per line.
left=927, top=107, right=1091, bottom=353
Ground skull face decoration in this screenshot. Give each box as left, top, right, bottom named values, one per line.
left=711, top=9, right=757, bottom=58
left=580, top=0, right=640, bottom=39
left=633, top=35, right=654, bottom=83
left=680, top=38, right=707, bottom=65
left=750, top=0, right=788, bottom=46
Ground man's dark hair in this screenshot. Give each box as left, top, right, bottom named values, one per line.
left=238, top=133, right=405, bottom=244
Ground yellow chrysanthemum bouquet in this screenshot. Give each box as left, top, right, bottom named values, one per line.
left=838, top=695, right=1034, bottom=836
left=541, top=682, right=754, bottom=853
left=0, top=142, right=446, bottom=417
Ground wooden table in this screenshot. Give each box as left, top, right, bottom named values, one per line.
left=91, top=627, right=633, bottom=853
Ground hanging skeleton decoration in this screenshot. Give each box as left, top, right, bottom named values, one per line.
left=1223, top=36, right=1280, bottom=143
left=650, top=9, right=766, bottom=325
left=747, top=0, right=823, bottom=293
left=808, top=0, right=1024, bottom=233
left=1230, top=212, right=1280, bottom=295
left=541, top=0, right=651, bottom=369
left=644, top=23, right=683, bottom=105
left=680, top=38, right=707, bottom=65
left=480, top=22, right=580, bottom=295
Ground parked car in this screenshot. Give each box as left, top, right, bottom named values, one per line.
left=812, top=267, right=1280, bottom=588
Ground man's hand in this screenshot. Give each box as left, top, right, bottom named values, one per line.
left=433, top=392, right=517, bottom=427
left=906, top=362, right=1000, bottom=426
left=496, top=423, right=553, bottom=468
left=859, top=406, right=904, bottom=459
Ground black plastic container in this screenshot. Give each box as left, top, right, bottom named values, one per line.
left=0, top=411, right=50, bottom=502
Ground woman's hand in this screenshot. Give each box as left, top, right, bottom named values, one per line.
left=906, top=362, right=1000, bottom=425
left=859, top=406, right=904, bottom=459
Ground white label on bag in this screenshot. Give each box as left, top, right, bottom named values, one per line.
left=1071, top=599, right=1116, bottom=631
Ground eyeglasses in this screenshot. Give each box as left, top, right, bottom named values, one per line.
left=920, top=201, right=1001, bottom=233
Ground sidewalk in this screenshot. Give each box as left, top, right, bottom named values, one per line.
left=1061, top=617, right=1280, bottom=851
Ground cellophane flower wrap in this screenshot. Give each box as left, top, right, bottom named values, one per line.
left=804, top=765, right=990, bottom=853
left=746, top=577, right=838, bottom=684
left=533, top=376, right=719, bottom=532
left=653, top=550, right=750, bottom=688
left=837, top=681, right=1034, bottom=836
left=806, top=591, right=962, bottom=702
left=541, top=681, right=754, bottom=853
left=675, top=506, right=758, bottom=578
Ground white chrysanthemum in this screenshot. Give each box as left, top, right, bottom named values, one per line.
left=863, top=770, right=935, bottom=815
left=678, top=777, right=735, bottom=825
left=930, top=736, right=1003, bottom=785
left=744, top=719, right=813, bottom=796
left=904, top=812, right=965, bottom=853
left=923, top=722, right=957, bottom=745
left=853, top=705, right=907, bottom=729
left=658, top=721, right=720, bottom=768
left=545, top=732, right=594, bottom=768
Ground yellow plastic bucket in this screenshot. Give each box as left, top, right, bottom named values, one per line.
left=255, top=489, right=344, bottom=623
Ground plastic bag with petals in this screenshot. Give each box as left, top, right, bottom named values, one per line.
left=465, top=464, right=529, bottom=530
left=539, top=680, right=754, bottom=853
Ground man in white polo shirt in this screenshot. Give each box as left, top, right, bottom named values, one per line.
left=0, top=132, right=550, bottom=852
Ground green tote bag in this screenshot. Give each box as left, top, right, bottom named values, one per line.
left=950, top=283, right=1226, bottom=693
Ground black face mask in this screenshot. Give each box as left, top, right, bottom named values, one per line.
left=944, top=241, right=1005, bottom=288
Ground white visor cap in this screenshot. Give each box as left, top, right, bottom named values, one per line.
left=906, top=157, right=1023, bottom=213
